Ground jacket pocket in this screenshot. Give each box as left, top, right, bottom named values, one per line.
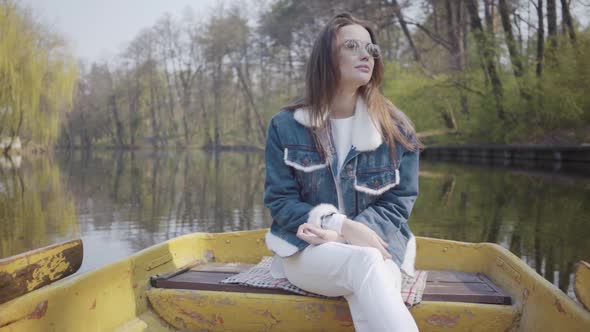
left=283, top=147, right=328, bottom=172
left=283, top=146, right=328, bottom=202
left=354, top=168, right=400, bottom=196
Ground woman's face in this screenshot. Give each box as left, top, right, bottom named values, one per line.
left=336, top=24, right=375, bottom=91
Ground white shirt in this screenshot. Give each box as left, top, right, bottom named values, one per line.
left=330, top=116, right=354, bottom=174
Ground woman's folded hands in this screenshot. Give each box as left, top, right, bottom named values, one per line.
left=296, top=219, right=391, bottom=260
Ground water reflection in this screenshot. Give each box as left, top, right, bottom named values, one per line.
left=413, top=161, right=590, bottom=297
left=0, top=151, right=588, bottom=299
left=0, top=155, right=78, bottom=258
left=52, top=150, right=271, bottom=272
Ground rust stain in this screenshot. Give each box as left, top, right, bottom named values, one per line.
left=332, top=305, right=353, bottom=324
left=462, top=309, right=475, bottom=318
left=262, top=309, right=278, bottom=321
left=258, top=309, right=281, bottom=327
left=216, top=296, right=235, bottom=306
left=425, top=314, right=459, bottom=328
left=217, top=315, right=224, bottom=325
left=132, top=282, right=138, bottom=289
left=90, top=299, right=96, bottom=310
left=554, top=299, right=566, bottom=314
left=178, top=308, right=217, bottom=327
left=293, top=303, right=325, bottom=322
left=174, top=316, right=187, bottom=329
left=28, top=300, right=48, bottom=320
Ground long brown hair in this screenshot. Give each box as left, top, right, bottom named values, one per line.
left=287, top=13, right=423, bottom=161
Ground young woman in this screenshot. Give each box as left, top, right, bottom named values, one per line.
left=263, top=13, right=422, bottom=332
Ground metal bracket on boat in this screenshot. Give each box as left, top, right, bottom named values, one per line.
left=145, top=253, right=173, bottom=272
left=149, top=260, right=208, bottom=287
left=496, top=257, right=521, bottom=283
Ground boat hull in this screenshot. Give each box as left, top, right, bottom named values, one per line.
left=0, top=229, right=588, bottom=331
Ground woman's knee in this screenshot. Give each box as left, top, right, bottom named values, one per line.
left=351, top=246, right=383, bottom=268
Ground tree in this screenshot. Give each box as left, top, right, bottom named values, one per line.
left=0, top=1, right=77, bottom=154
left=498, top=0, right=530, bottom=100
left=466, top=0, right=505, bottom=120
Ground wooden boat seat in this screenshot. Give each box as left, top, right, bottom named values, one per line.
left=150, top=262, right=511, bottom=305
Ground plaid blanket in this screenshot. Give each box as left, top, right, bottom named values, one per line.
left=221, top=256, right=427, bottom=307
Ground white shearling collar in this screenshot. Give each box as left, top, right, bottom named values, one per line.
left=293, top=97, right=383, bottom=152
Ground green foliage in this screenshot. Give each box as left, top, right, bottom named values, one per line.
left=382, top=62, right=453, bottom=133
left=0, top=1, right=78, bottom=149
left=382, top=31, right=590, bottom=145
left=51, top=1, right=590, bottom=148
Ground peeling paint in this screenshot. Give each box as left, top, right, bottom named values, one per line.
left=28, top=300, right=48, bottom=320
left=425, top=314, right=459, bottom=328
left=554, top=299, right=566, bottom=314
left=27, top=253, right=69, bottom=291
left=0, top=239, right=82, bottom=304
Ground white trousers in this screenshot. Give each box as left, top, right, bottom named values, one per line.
left=282, top=242, right=419, bottom=332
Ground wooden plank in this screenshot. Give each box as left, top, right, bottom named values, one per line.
left=155, top=271, right=293, bottom=295
left=427, top=270, right=486, bottom=283
left=152, top=268, right=512, bottom=305
left=190, top=262, right=255, bottom=273
left=0, top=239, right=83, bottom=304
left=421, top=281, right=510, bottom=304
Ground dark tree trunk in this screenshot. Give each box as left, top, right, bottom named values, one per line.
left=445, top=0, right=470, bottom=117
left=466, top=0, right=505, bottom=120
left=148, top=64, right=159, bottom=148
left=547, top=0, right=558, bottom=48
left=483, top=0, right=495, bottom=34
left=498, top=0, right=523, bottom=77
left=197, top=70, right=212, bottom=147
left=560, top=0, right=576, bottom=44
left=234, top=63, right=267, bottom=145
left=213, top=60, right=222, bottom=150
left=110, top=94, right=125, bottom=146
left=391, top=0, right=421, bottom=62
left=498, top=0, right=531, bottom=100
left=536, top=0, right=544, bottom=78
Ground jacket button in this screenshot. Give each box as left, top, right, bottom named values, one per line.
left=303, top=157, right=310, bottom=166
left=372, top=179, right=380, bottom=187
left=346, top=164, right=353, bottom=171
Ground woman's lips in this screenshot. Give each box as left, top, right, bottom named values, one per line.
left=355, top=65, right=371, bottom=73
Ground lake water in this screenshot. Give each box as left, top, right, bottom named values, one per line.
left=1, top=150, right=588, bottom=298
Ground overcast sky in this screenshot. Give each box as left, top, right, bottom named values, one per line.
left=25, top=0, right=220, bottom=62
left=23, top=1, right=590, bottom=64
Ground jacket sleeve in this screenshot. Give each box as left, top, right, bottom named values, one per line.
left=353, top=147, right=419, bottom=240
left=263, top=116, right=339, bottom=233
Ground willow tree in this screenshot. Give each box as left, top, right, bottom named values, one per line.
left=0, top=1, right=77, bottom=154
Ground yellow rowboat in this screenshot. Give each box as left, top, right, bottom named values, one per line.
left=0, top=229, right=589, bottom=331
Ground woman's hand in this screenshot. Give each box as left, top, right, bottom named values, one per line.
left=341, top=219, right=392, bottom=260
left=296, top=223, right=339, bottom=245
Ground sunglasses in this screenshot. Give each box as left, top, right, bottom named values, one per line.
left=341, top=39, right=381, bottom=58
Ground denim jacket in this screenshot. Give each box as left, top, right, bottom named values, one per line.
left=263, top=98, right=419, bottom=275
